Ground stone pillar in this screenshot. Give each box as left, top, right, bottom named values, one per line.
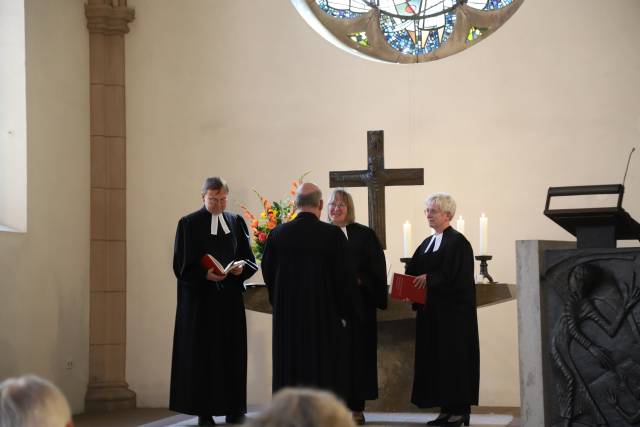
left=85, top=0, right=135, bottom=412
left=515, top=240, right=575, bottom=427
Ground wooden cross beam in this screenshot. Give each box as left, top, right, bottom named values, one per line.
left=329, top=130, right=424, bottom=248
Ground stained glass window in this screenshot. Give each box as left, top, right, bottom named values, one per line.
left=292, top=0, right=524, bottom=63
left=349, top=31, right=370, bottom=47
left=467, top=0, right=515, bottom=10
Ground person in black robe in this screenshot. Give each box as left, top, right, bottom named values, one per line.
left=327, top=188, right=387, bottom=425
left=405, top=193, right=479, bottom=427
left=170, top=177, right=257, bottom=426
left=261, top=182, right=355, bottom=401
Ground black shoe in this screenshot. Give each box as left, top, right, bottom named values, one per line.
left=443, top=414, right=470, bottom=426
left=426, top=413, right=451, bottom=426
left=198, top=416, right=216, bottom=426
left=225, top=414, right=246, bottom=424
left=352, top=411, right=366, bottom=425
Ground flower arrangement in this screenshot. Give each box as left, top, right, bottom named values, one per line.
left=241, top=173, right=308, bottom=263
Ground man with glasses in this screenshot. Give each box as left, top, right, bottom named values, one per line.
left=170, top=177, right=257, bottom=426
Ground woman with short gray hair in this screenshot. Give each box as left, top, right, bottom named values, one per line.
left=405, top=193, right=479, bottom=427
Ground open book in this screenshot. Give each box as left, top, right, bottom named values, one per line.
left=390, top=272, right=426, bottom=305
left=201, top=254, right=246, bottom=276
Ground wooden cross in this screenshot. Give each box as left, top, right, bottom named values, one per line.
left=329, top=130, right=424, bottom=248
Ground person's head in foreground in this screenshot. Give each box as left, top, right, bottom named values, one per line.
left=248, top=387, right=356, bottom=427
left=0, top=375, right=73, bottom=427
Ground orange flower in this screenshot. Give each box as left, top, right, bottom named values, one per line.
left=262, top=197, right=272, bottom=211
left=241, top=205, right=255, bottom=221
left=251, top=219, right=258, bottom=228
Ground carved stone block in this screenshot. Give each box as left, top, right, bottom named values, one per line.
left=541, top=249, right=640, bottom=426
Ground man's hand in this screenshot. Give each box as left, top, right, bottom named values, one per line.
left=207, top=268, right=227, bottom=282
left=413, top=274, right=427, bottom=289
left=229, top=264, right=244, bottom=276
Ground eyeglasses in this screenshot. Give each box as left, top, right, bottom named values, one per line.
left=329, top=202, right=347, bottom=209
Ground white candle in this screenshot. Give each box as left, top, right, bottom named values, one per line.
left=479, top=213, right=488, bottom=255
left=456, top=215, right=465, bottom=234
left=403, top=220, right=412, bottom=257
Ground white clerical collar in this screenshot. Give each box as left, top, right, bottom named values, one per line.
left=424, top=232, right=443, bottom=253
left=210, top=212, right=230, bottom=235
left=340, top=226, right=348, bottom=239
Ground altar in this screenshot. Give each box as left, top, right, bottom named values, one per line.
left=241, top=130, right=517, bottom=411
left=243, top=279, right=515, bottom=412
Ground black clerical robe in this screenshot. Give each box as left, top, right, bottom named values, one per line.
left=343, top=223, right=387, bottom=404
left=405, top=226, right=480, bottom=409
left=170, top=207, right=257, bottom=416
left=261, top=212, right=354, bottom=399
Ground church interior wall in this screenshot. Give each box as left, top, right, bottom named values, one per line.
left=4, top=0, right=638, bottom=416
left=0, top=0, right=90, bottom=414
left=124, top=0, right=640, bottom=409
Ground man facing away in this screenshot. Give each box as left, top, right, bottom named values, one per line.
left=170, top=177, right=257, bottom=426
left=261, top=182, right=355, bottom=400
left=0, top=374, right=73, bottom=427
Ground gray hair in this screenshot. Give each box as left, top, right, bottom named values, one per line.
left=201, top=176, right=229, bottom=194
left=295, top=186, right=322, bottom=209
left=327, top=188, right=356, bottom=224
left=247, top=387, right=355, bottom=427
left=0, top=375, right=72, bottom=427
left=426, top=192, right=456, bottom=218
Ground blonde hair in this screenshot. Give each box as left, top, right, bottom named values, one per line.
left=327, top=188, right=356, bottom=225
left=249, top=387, right=356, bottom=427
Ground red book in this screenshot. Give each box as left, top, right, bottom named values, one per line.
left=391, top=273, right=426, bottom=304
left=201, top=254, right=245, bottom=276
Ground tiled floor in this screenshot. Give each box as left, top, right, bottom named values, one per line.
left=148, top=413, right=515, bottom=426
left=75, top=408, right=520, bottom=427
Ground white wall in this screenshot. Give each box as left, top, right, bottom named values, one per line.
left=125, top=0, right=640, bottom=408
left=0, top=0, right=90, bottom=414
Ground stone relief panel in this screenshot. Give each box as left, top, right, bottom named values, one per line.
left=542, top=250, right=640, bottom=427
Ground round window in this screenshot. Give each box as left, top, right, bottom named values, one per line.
left=291, top=0, right=524, bottom=63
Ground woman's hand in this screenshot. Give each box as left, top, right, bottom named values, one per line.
left=413, top=274, right=427, bottom=289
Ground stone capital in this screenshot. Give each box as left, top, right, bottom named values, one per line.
left=85, top=3, right=135, bottom=35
